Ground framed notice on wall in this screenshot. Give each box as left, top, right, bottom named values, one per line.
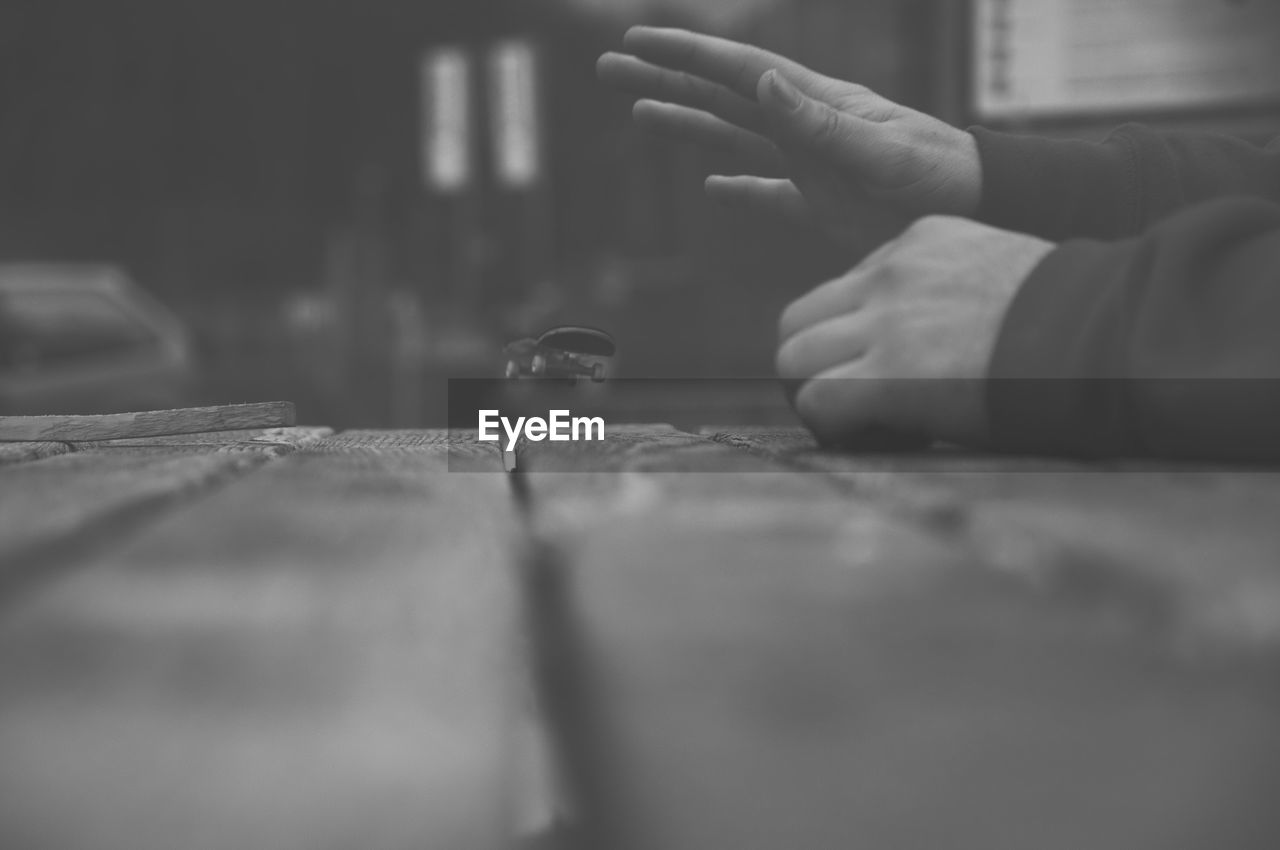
left=972, top=0, right=1280, bottom=119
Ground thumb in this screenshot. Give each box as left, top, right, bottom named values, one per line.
left=757, top=69, right=881, bottom=176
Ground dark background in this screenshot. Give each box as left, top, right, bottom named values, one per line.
left=0, top=0, right=1276, bottom=427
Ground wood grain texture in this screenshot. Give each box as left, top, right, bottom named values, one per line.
left=516, top=424, right=902, bottom=845
left=556, top=512, right=1280, bottom=850
left=701, top=428, right=1280, bottom=649
left=320, top=429, right=507, bottom=471
left=0, top=449, right=276, bottom=583
left=0, top=441, right=71, bottom=466
left=516, top=422, right=846, bottom=481
left=74, top=426, right=332, bottom=452
left=0, top=430, right=521, bottom=850
left=515, top=424, right=845, bottom=536
left=699, top=424, right=819, bottom=456
left=316, top=429, right=466, bottom=448
left=521, top=425, right=1280, bottom=850
left=0, top=401, right=296, bottom=442
left=514, top=424, right=842, bottom=841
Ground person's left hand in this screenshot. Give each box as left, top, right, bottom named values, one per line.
left=776, top=216, right=1055, bottom=448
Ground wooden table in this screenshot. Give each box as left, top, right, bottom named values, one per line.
left=2, top=425, right=1279, bottom=849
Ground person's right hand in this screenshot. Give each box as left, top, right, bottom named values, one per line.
left=598, top=27, right=983, bottom=244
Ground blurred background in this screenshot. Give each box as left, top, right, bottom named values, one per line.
left=0, top=0, right=1277, bottom=428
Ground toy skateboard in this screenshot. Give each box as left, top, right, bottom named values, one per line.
left=503, top=325, right=616, bottom=383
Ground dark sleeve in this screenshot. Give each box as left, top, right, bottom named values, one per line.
left=986, top=197, right=1280, bottom=461
left=972, top=124, right=1280, bottom=241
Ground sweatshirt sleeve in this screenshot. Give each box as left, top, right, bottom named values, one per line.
left=986, top=197, right=1280, bottom=461
left=972, top=124, right=1280, bottom=241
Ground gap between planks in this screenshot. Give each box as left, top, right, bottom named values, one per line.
left=0, top=427, right=334, bottom=600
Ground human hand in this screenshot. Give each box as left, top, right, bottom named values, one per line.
left=776, top=217, right=1054, bottom=448
left=597, top=27, right=982, bottom=244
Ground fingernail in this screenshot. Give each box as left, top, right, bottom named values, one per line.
left=765, top=70, right=803, bottom=110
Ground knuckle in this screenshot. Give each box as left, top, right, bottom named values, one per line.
left=853, top=235, right=901, bottom=275
left=905, top=214, right=943, bottom=237
left=910, top=213, right=963, bottom=240
left=812, top=104, right=843, bottom=143
left=857, top=261, right=896, bottom=295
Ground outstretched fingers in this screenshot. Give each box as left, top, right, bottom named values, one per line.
left=633, top=100, right=787, bottom=175
left=598, top=52, right=766, bottom=133
left=622, top=26, right=833, bottom=102
left=705, top=175, right=812, bottom=224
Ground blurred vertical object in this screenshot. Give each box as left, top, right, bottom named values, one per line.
left=421, top=46, right=475, bottom=194
left=416, top=38, right=487, bottom=363
left=488, top=37, right=549, bottom=300
left=488, top=39, right=543, bottom=190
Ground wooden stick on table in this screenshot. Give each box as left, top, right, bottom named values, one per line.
left=0, top=402, right=296, bottom=442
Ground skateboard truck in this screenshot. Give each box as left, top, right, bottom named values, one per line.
left=503, top=325, right=616, bottom=383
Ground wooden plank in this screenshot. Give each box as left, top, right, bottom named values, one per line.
left=516, top=422, right=836, bottom=482
left=514, top=424, right=849, bottom=544
left=0, top=441, right=70, bottom=466
left=74, top=426, right=333, bottom=455
left=521, top=424, right=1280, bottom=849
left=0, top=401, right=295, bottom=442
left=0, top=432, right=327, bottom=584
left=701, top=428, right=1280, bottom=649
left=0, top=448, right=277, bottom=586
left=699, top=424, right=818, bottom=456
left=958, top=470, right=1280, bottom=648
left=553, top=512, right=1280, bottom=850
left=700, top=425, right=1096, bottom=538
left=0, top=430, right=523, bottom=850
